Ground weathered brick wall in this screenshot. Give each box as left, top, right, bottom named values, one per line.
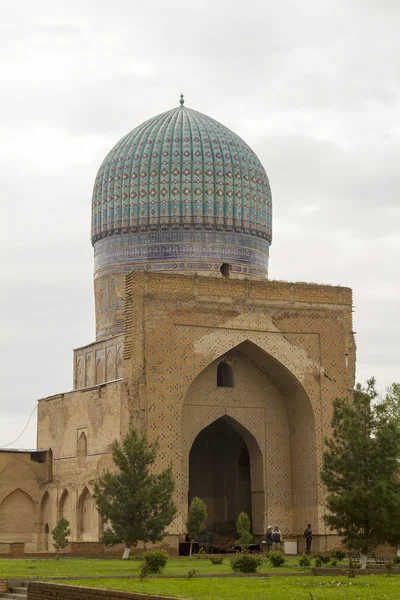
left=124, top=272, right=355, bottom=541
left=28, top=582, right=184, bottom=600
left=0, top=578, right=7, bottom=592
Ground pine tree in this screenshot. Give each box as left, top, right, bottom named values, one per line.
left=51, top=517, right=71, bottom=557
left=186, top=497, right=207, bottom=558
left=93, top=430, right=177, bottom=558
left=235, top=512, right=254, bottom=549
left=321, top=378, right=400, bottom=568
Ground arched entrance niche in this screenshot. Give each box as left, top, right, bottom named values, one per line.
left=189, top=416, right=263, bottom=535
left=77, top=487, right=95, bottom=541
left=182, top=340, right=318, bottom=535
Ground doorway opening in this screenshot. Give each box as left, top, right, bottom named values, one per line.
left=189, top=417, right=251, bottom=534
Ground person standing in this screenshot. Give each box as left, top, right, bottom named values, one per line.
left=265, top=525, right=273, bottom=554
left=272, top=525, right=282, bottom=550
left=304, top=524, right=312, bottom=554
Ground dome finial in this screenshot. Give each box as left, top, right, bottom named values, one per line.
left=179, top=93, right=184, bottom=106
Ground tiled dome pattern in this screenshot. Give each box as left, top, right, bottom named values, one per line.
left=91, top=105, right=272, bottom=245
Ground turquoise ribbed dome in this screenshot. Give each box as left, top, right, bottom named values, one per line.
left=91, top=104, right=272, bottom=244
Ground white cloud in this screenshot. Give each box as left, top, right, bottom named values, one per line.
left=1, top=0, right=399, bottom=446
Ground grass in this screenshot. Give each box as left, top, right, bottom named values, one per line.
left=0, top=555, right=312, bottom=578
left=60, top=576, right=400, bottom=599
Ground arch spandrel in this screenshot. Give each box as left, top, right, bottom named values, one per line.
left=173, top=329, right=321, bottom=420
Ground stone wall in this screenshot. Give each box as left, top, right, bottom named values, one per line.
left=0, top=452, right=47, bottom=552
left=28, top=582, right=184, bottom=600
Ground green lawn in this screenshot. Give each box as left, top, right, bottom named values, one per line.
left=61, top=576, right=400, bottom=600
left=0, top=556, right=311, bottom=578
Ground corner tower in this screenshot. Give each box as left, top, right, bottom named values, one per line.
left=91, top=99, right=272, bottom=339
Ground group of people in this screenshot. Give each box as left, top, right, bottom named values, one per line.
left=265, top=523, right=312, bottom=554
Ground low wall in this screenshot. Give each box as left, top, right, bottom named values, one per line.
left=313, top=567, right=400, bottom=576
left=65, top=538, right=178, bottom=557
left=0, top=578, right=7, bottom=592
left=28, top=582, right=185, bottom=600
left=0, top=542, right=25, bottom=555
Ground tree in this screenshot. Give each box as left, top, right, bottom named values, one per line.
left=93, top=430, right=177, bottom=558
left=186, top=497, right=207, bottom=558
left=321, top=378, right=400, bottom=568
left=51, top=517, right=71, bottom=557
left=235, top=512, right=254, bottom=549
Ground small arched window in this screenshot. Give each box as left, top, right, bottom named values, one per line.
left=220, top=263, right=231, bottom=278
left=217, top=361, right=233, bottom=387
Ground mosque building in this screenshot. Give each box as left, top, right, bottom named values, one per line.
left=0, top=97, right=355, bottom=554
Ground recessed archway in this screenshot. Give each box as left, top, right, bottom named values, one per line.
left=189, top=417, right=251, bottom=533
left=182, top=339, right=318, bottom=535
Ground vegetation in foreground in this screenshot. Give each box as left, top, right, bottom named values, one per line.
left=60, top=575, right=400, bottom=600
left=0, top=556, right=309, bottom=578
left=93, top=430, right=176, bottom=557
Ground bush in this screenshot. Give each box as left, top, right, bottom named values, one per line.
left=330, top=549, right=346, bottom=561
left=392, top=555, right=400, bottom=565
left=348, top=558, right=361, bottom=569
left=315, top=552, right=331, bottom=564
left=230, top=552, right=263, bottom=573
left=187, top=568, right=198, bottom=578
left=196, top=547, right=206, bottom=559
left=314, top=557, right=322, bottom=567
left=298, top=553, right=311, bottom=567
left=268, top=550, right=285, bottom=567
left=209, top=554, right=224, bottom=564
left=330, top=558, right=338, bottom=566
left=142, top=550, right=168, bottom=574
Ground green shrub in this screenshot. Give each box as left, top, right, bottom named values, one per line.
left=142, top=550, right=168, bottom=574
left=314, top=557, right=322, bottom=567
left=330, top=549, right=346, bottom=561
left=209, top=554, right=224, bottom=564
left=139, top=562, right=149, bottom=579
left=392, top=555, right=400, bottom=565
left=196, top=547, right=206, bottom=559
left=386, top=561, right=393, bottom=575
left=187, top=568, right=198, bottom=578
left=298, top=553, right=311, bottom=567
left=235, top=512, right=254, bottom=549
left=348, top=558, right=361, bottom=569
left=230, top=552, right=263, bottom=573
left=268, top=550, right=285, bottom=567
left=315, top=552, right=331, bottom=564
left=330, top=558, right=338, bottom=566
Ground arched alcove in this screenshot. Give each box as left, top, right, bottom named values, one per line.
left=182, top=339, right=318, bottom=535
left=59, top=489, right=71, bottom=524
left=77, top=487, right=95, bottom=541
left=77, top=432, right=87, bottom=468
left=43, top=523, right=49, bottom=551
left=0, top=489, right=36, bottom=540
left=189, top=416, right=259, bottom=533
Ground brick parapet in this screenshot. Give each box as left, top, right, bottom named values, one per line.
left=126, top=271, right=353, bottom=308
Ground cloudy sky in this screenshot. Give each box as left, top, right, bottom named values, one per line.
left=1, top=0, right=399, bottom=448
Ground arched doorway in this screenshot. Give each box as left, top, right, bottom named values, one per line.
left=44, top=523, right=49, bottom=551
left=189, top=416, right=260, bottom=534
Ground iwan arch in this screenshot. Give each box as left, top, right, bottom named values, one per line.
left=0, top=100, right=354, bottom=554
